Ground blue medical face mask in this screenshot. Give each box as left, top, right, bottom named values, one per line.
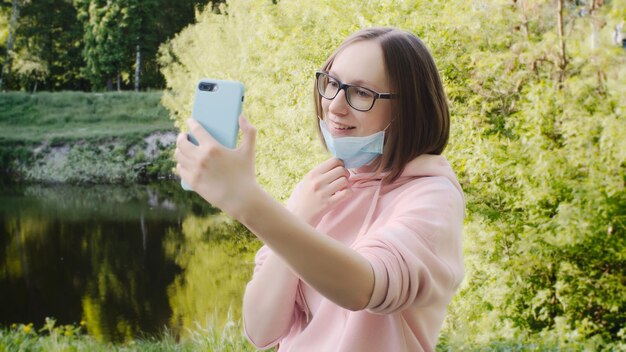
left=319, top=118, right=388, bottom=169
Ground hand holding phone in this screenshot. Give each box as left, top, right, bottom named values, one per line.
left=182, top=79, right=245, bottom=191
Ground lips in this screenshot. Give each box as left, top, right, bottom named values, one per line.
left=328, top=120, right=355, bottom=132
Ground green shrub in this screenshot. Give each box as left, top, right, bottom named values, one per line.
left=159, top=0, right=626, bottom=347
left=0, top=316, right=257, bottom=351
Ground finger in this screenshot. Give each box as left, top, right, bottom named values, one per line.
left=187, top=118, right=219, bottom=147
left=176, top=162, right=191, bottom=183
left=176, top=132, right=197, bottom=159
left=314, top=164, right=350, bottom=188
left=314, top=157, right=345, bottom=175
left=325, top=175, right=350, bottom=196
left=238, top=115, right=257, bottom=157
left=327, top=165, right=351, bottom=182
left=174, top=145, right=194, bottom=166
left=329, top=187, right=353, bottom=204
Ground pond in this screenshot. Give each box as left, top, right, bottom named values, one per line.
left=0, top=181, right=260, bottom=343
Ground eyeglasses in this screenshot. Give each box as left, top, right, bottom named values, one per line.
left=316, top=71, right=395, bottom=112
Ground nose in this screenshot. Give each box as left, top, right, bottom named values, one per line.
left=327, top=88, right=349, bottom=115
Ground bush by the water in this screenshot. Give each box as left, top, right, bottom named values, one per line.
left=159, top=0, right=626, bottom=349
left=0, top=317, right=256, bottom=352
left=0, top=91, right=176, bottom=183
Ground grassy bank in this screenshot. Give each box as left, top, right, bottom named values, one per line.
left=0, top=91, right=174, bottom=143
left=1, top=318, right=257, bottom=352
left=0, top=91, right=177, bottom=183
left=0, top=320, right=579, bottom=352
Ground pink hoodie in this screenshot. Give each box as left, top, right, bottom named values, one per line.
left=245, top=154, right=465, bottom=351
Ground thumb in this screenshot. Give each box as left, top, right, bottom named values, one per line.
left=238, top=115, right=257, bottom=157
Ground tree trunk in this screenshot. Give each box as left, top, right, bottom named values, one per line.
left=107, top=77, right=113, bottom=91
left=518, top=0, right=530, bottom=41
left=117, top=73, right=121, bottom=91
left=556, top=0, right=567, bottom=86
left=0, top=0, right=21, bottom=92
left=135, top=41, right=141, bottom=92
left=589, top=0, right=603, bottom=14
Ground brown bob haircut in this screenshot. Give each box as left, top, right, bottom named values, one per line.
left=314, top=27, right=450, bottom=183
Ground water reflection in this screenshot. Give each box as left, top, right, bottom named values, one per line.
left=0, top=182, right=260, bottom=343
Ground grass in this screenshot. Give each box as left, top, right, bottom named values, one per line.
left=4, top=319, right=609, bottom=352
left=1, top=317, right=260, bottom=352
left=0, top=91, right=175, bottom=144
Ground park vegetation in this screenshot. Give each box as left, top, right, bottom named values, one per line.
left=0, top=0, right=624, bottom=350
left=0, top=0, right=222, bottom=91
left=0, top=91, right=176, bottom=183
left=159, top=0, right=626, bottom=349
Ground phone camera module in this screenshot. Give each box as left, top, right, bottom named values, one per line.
left=199, top=82, right=219, bottom=92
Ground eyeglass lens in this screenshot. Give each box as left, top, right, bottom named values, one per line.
left=317, top=73, right=375, bottom=111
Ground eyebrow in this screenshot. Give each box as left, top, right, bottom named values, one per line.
left=327, top=71, right=383, bottom=91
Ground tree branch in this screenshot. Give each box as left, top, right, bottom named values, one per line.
left=556, top=0, right=567, bottom=86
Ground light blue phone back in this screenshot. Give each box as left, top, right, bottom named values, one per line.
left=182, top=79, right=244, bottom=191
left=190, top=79, right=244, bottom=148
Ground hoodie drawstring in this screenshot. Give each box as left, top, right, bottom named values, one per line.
left=355, top=180, right=383, bottom=239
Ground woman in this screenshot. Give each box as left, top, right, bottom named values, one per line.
left=175, top=27, right=464, bottom=352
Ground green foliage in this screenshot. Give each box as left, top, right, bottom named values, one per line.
left=0, top=0, right=209, bottom=91
left=0, top=319, right=92, bottom=352
left=131, top=0, right=220, bottom=89
left=11, top=0, right=87, bottom=91
left=160, top=0, right=626, bottom=348
left=438, top=1, right=626, bottom=350
left=158, top=0, right=430, bottom=200
left=0, top=91, right=176, bottom=183
left=0, top=316, right=257, bottom=351
left=73, top=0, right=139, bottom=89
left=21, top=143, right=138, bottom=184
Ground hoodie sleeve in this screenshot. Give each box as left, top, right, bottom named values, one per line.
left=351, top=177, right=465, bottom=314
left=242, top=183, right=309, bottom=348
left=244, top=246, right=308, bottom=350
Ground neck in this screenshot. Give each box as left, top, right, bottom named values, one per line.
left=352, top=156, right=383, bottom=174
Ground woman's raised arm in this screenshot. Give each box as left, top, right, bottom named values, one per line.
left=176, top=117, right=375, bottom=311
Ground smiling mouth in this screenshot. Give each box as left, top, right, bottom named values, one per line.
left=330, top=121, right=355, bottom=130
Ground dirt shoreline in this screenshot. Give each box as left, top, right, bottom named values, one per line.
left=2, top=131, right=178, bottom=184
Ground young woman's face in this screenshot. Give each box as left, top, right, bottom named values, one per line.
left=321, top=40, right=393, bottom=137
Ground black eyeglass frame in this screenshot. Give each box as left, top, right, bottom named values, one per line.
left=315, top=71, right=396, bottom=112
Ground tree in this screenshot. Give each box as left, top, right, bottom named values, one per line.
left=74, top=0, right=211, bottom=91
left=11, top=0, right=87, bottom=91
left=74, top=0, right=139, bottom=90
left=132, top=0, right=214, bottom=90
left=0, top=0, right=21, bottom=91
left=1, top=0, right=209, bottom=91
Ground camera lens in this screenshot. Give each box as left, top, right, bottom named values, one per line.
left=199, top=82, right=218, bottom=91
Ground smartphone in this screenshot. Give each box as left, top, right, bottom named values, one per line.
left=181, top=79, right=245, bottom=191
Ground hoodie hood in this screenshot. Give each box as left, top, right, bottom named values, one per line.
left=349, top=154, right=464, bottom=198
left=349, top=154, right=464, bottom=238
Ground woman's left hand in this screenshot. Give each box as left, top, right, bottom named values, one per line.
left=174, top=115, right=257, bottom=215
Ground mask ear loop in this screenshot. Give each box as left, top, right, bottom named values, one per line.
left=376, top=118, right=395, bottom=181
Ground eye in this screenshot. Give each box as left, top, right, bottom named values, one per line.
left=328, top=79, right=340, bottom=89
left=355, top=87, right=374, bottom=98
